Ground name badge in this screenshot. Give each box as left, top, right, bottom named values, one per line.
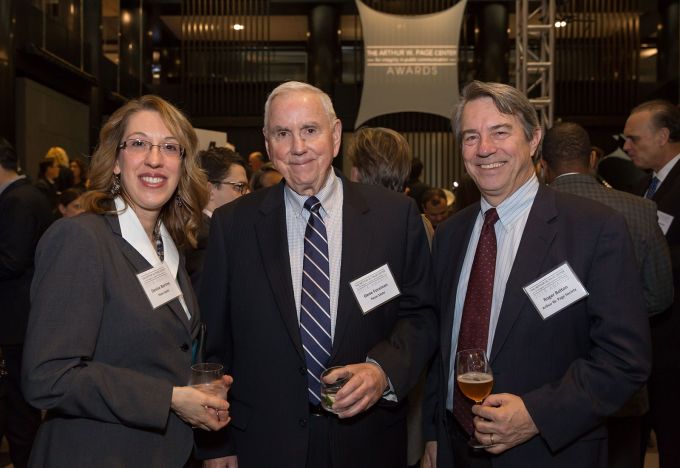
left=137, top=262, right=183, bottom=309
left=349, top=263, right=401, bottom=314
left=657, top=210, right=674, bottom=235
left=523, top=262, right=588, bottom=319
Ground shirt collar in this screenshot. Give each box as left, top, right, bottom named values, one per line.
left=654, top=153, right=680, bottom=183
left=480, top=174, right=539, bottom=229
left=284, top=168, right=341, bottom=218
left=114, top=196, right=179, bottom=277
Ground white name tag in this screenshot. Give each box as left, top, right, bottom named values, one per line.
left=523, top=262, right=589, bottom=319
left=657, top=210, right=674, bottom=235
left=349, top=263, right=401, bottom=314
left=137, top=262, right=183, bottom=309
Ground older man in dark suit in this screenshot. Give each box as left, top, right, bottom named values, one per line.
left=541, top=121, right=673, bottom=468
left=422, top=81, right=651, bottom=468
left=0, top=138, right=51, bottom=468
left=197, top=81, right=437, bottom=468
left=623, top=100, right=680, bottom=467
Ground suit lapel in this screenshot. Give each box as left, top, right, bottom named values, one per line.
left=104, top=214, right=193, bottom=335
left=438, top=205, right=478, bottom=368
left=332, top=180, right=372, bottom=361
left=653, top=158, right=680, bottom=202
left=254, top=184, right=303, bottom=359
left=490, top=185, right=558, bottom=362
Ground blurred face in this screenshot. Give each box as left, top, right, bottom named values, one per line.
left=69, top=161, right=82, bottom=180
left=264, top=91, right=341, bottom=196
left=59, top=196, right=85, bottom=218
left=424, top=197, right=449, bottom=228
left=460, top=97, right=540, bottom=206
left=260, top=170, right=283, bottom=188
left=249, top=153, right=264, bottom=172
left=210, top=164, right=249, bottom=211
left=623, top=111, right=665, bottom=171
left=114, top=110, right=182, bottom=227
left=46, top=162, right=60, bottom=181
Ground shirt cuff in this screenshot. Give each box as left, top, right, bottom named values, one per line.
left=366, top=357, right=398, bottom=402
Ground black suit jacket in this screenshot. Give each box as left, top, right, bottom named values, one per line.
left=424, top=185, right=651, bottom=468
left=0, top=178, right=52, bottom=345
left=197, top=176, right=437, bottom=468
left=637, top=160, right=680, bottom=370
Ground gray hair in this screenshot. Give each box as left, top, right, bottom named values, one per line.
left=630, top=99, right=680, bottom=142
left=452, top=81, right=541, bottom=145
left=263, top=81, right=337, bottom=133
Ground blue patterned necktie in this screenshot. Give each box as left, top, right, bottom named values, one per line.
left=645, top=176, right=660, bottom=199
left=300, top=196, right=332, bottom=404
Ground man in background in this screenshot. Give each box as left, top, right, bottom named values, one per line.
left=541, top=121, right=673, bottom=468
left=623, top=100, right=680, bottom=467
left=0, top=137, right=52, bottom=468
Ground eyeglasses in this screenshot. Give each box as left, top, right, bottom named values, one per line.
left=212, top=180, right=250, bottom=195
left=118, top=138, right=185, bottom=159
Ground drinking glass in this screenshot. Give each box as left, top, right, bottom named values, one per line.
left=456, top=349, right=495, bottom=448
left=320, top=366, right=353, bottom=414
left=189, top=362, right=227, bottom=399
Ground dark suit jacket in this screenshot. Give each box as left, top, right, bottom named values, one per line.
left=424, top=184, right=651, bottom=468
left=22, top=212, right=200, bottom=468
left=185, top=212, right=211, bottom=294
left=636, top=160, right=680, bottom=370
left=0, top=178, right=52, bottom=345
left=197, top=176, right=437, bottom=468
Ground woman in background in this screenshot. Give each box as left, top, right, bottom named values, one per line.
left=69, top=158, right=88, bottom=190
left=56, top=187, right=85, bottom=218
left=22, top=95, right=231, bottom=467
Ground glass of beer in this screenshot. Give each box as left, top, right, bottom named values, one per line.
left=456, top=349, right=494, bottom=448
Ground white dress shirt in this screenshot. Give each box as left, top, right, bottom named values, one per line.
left=115, top=196, right=190, bottom=319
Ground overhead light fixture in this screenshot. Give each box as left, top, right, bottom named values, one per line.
left=233, top=24, right=244, bottom=31
left=554, top=20, right=567, bottom=28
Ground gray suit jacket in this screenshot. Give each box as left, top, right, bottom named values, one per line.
left=22, top=212, right=200, bottom=468
left=550, top=173, right=673, bottom=316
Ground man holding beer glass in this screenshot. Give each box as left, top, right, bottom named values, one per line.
left=422, top=81, right=651, bottom=468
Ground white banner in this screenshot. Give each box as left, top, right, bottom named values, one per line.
left=355, top=0, right=467, bottom=128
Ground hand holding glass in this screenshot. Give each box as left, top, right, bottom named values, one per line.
left=456, top=349, right=495, bottom=448
left=320, top=366, right=353, bottom=414
left=189, top=363, right=228, bottom=399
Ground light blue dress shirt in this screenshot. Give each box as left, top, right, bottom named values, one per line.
left=446, top=175, right=539, bottom=410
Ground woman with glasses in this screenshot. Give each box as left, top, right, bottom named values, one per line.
left=22, top=95, right=232, bottom=467
left=185, top=146, right=249, bottom=293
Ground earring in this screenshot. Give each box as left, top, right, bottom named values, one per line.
left=111, top=174, right=121, bottom=196
left=175, top=193, right=185, bottom=208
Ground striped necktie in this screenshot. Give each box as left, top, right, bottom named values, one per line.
left=300, top=196, right=332, bottom=404
left=645, top=176, right=660, bottom=199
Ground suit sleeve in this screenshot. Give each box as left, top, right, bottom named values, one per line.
left=367, top=198, right=438, bottom=399
left=22, top=219, right=174, bottom=431
left=194, top=210, right=235, bottom=459
left=522, top=211, right=652, bottom=451
left=0, top=192, right=44, bottom=280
